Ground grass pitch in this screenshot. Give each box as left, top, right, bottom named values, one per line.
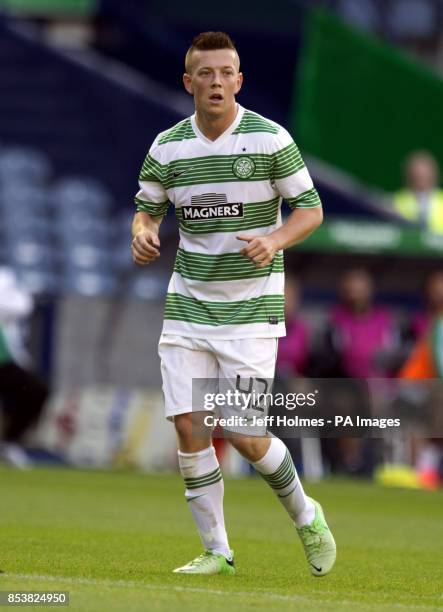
left=0, top=466, right=442, bottom=611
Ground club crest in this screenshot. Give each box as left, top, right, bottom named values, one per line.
left=233, top=156, right=255, bottom=179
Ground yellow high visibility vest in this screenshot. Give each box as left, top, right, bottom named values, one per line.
left=393, top=189, right=443, bottom=233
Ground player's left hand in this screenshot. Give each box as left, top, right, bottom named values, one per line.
left=237, top=234, right=279, bottom=268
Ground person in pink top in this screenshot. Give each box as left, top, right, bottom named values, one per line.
left=277, top=275, right=310, bottom=377
left=318, top=269, right=400, bottom=477
left=331, top=269, right=398, bottom=379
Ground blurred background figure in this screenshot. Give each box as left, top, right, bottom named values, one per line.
left=0, top=266, right=49, bottom=468
left=397, top=271, right=443, bottom=488
left=397, top=316, right=443, bottom=489
left=329, top=268, right=399, bottom=380
left=393, top=151, right=443, bottom=233
left=409, top=271, right=443, bottom=341
left=276, top=275, right=310, bottom=378
left=316, top=269, right=399, bottom=476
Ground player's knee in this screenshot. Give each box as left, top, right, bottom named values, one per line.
left=174, top=413, right=194, bottom=439
left=228, top=435, right=269, bottom=462
left=174, top=413, right=210, bottom=452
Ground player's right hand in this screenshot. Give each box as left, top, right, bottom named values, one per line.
left=131, top=230, right=160, bottom=265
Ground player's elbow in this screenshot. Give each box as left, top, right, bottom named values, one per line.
left=309, top=205, right=323, bottom=230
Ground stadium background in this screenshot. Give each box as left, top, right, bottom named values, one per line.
left=0, top=1, right=442, bottom=610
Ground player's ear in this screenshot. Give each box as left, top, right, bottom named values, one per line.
left=183, top=73, right=193, bottom=95
left=234, top=72, right=243, bottom=95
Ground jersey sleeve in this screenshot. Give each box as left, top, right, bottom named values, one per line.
left=134, top=143, right=170, bottom=217
left=271, top=128, right=322, bottom=210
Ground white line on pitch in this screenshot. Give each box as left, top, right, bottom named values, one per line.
left=0, top=573, right=439, bottom=611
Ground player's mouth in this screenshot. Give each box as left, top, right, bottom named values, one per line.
left=209, top=93, right=224, bottom=103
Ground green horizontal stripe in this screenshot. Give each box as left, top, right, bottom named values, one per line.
left=286, top=188, right=322, bottom=210
left=184, top=471, right=222, bottom=487
left=263, top=454, right=296, bottom=490
left=274, top=142, right=299, bottom=160
left=296, top=202, right=322, bottom=209
left=184, top=468, right=223, bottom=490
left=158, top=118, right=196, bottom=145
left=273, top=143, right=305, bottom=179
left=184, top=467, right=221, bottom=486
left=186, top=474, right=223, bottom=489
left=139, top=153, right=164, bottom=182
left=164, top=293, right=284, bottom=326
left=167, top=295, right=283, bottom=311
left=139, top=144, right=305, bottom=188
left=274, top=162, right=305, bottom=180
left=135, top=197, right=169, bottom=216
left=263, top=451, right=292, bottom=481
left=138, top=173, right=161, bottom=183
left=234, top=126, right=279, bottom=134
left=232, top=111, right=279, bottom=135
left=174, top=249, right=283, bottom=281
left=163, top=154, right=272, bottom=189
left=270, top=470, right=296, bottom=490
left=263, top=452, right=292, bottom=483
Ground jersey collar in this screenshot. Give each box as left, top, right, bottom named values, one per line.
left=191, top=104, right=245, bottom=149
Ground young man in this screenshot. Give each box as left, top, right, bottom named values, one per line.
left=131, top=31, right=336, bottom=576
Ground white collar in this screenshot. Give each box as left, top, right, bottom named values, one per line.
left=191, top=104, right=245, bottom=149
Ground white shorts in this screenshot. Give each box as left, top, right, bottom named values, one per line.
left=158, top=334, right=278, bottom=424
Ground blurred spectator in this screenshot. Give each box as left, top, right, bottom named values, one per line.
left=315, top=269, right=398, bottom=476
left=276, top=275, right=310, bottom=377
left=0, top=267, right=49, bottom=468
left=393, top=151, right=443, bottom=233
left=409, top=271, right=443, bottom=341
left=398, top=314, right=443, bottom=488
left=330, top=269, right=399, bottom=378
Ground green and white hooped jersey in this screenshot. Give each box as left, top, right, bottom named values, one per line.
left=135, top=105, right=321, bottom=340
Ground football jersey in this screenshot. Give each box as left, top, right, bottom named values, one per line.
left=134, top=104, right=321, bottom=340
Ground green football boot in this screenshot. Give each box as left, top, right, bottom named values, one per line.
left=296, top=498, right=336, bottom=577
left=173, top=550, right=235, bottom=575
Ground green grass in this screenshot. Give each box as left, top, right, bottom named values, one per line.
left=0, top=466, right=442, bottom=611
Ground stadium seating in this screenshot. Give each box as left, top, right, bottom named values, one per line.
left=0, top=140, right=123, bottom=297
left=336, top=0, right=380, bottom=31
left=63, top=270, right=118, bottom=297
left=386, top=0, right=437, bottom=39
left=0, top=145, right=52, bottom=185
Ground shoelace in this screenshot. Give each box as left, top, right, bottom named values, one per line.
left=188, top=551, right=215, bottom=568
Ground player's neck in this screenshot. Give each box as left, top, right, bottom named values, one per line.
left=195, top=104, right=238, bottom=141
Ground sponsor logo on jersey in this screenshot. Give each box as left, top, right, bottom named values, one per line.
left=181, top=193, right=244, bottom=221
left=232, top=156, right=255, bottom=179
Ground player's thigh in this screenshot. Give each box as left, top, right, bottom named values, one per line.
left=158, top=334, right=218, bottom=419
left=212, top=337, right=278, bottom=437
left=215, top=337, right=278, bottom=383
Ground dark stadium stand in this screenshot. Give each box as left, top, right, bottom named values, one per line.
left=0, top=19, right=182, bottom=206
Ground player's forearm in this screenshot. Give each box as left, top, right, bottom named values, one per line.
left=270, top=206, right=323, bottom=251
left=132, top=211, right=163, bottom=238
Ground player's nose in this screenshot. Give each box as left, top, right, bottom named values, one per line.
left=211, top=72, right=223, bottom=86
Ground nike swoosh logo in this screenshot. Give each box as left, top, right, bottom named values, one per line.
left=311, top=563, right=322, bottom=572
left=173, top=168, right=193, bottom=178
left=186, top=494, right=205, bottom=503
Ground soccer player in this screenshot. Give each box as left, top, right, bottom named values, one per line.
left=131, top=31, right=336, bottom=576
